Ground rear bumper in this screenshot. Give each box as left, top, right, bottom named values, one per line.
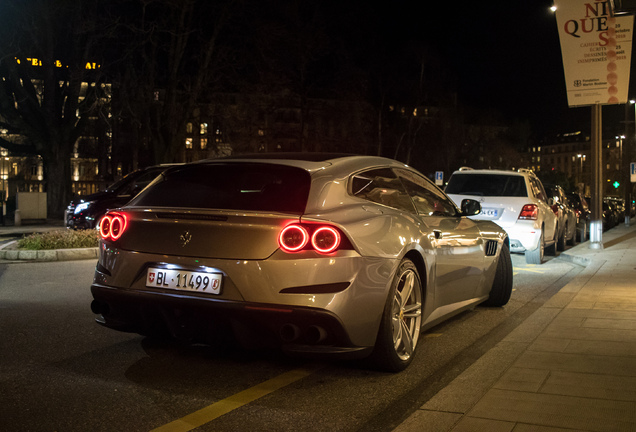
left=90, top=283, right=373, bottom=359
left=498, top=221, right=541, bottom=253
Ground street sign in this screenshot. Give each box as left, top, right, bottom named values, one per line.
left=435, top=171, right=443, bottom=186
left=631, top=162, right=636, bottom=182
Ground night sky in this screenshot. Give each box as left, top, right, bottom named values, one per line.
left=380, top=0, right=630, bottom=138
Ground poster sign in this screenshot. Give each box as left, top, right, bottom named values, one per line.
left=631, top=162, right=636, bottom=182
left=554, top=0, right=634, bottom=106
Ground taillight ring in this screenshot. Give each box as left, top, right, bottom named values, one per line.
left=279, top=225, right=309, bottom=252
left=311, top=226, right=341, bottom=254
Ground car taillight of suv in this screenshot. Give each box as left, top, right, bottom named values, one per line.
left=518, top=204, right=538, bottom=220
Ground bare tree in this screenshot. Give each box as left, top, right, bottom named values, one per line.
left=112, top=0, right=238, bottom=165
left=0, top=0, right=110, bottom=217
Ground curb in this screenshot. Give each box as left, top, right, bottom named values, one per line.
left=0, top=240, right=98, bottom=262
left=555, top=250, right=592, bottom=267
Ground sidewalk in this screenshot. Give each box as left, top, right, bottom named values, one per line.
left=396, top=220, right=636, bottom=432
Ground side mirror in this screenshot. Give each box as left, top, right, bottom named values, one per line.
left=461, top=199, right=481, bottom=216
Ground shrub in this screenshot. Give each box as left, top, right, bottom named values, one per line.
left=17, top=229, right=100, bottom=250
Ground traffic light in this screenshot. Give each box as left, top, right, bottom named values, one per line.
left=613, top=181, right=620, bottom=189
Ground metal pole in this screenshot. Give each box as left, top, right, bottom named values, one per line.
left=620, top=102, right=636, bottom=226
left=590, top=104, right=603, bottom=249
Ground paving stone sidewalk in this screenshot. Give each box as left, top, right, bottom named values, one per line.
left=395, top=220, right=636, bottom=432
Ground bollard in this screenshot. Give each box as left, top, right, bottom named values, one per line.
left=14, top=208, right=21, bottom=227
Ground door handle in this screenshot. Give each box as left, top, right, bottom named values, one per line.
left=433, top=229, right=442, bottom=239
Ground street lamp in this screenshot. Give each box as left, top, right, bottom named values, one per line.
left=577, top=153, right=586, bottom=193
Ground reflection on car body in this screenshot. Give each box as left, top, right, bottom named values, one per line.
left=90, top=154, right=513, bottom=372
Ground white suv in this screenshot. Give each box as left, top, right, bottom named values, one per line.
left=445, top=168, right=558, bottom=264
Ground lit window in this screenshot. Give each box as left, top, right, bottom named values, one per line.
left=186, top=123, right=193, bottom=134
left=200, top=123, right=208, bottom=135
left=186, top=138, right=193, bottom=149
left=258, top=129, right=265, bottom=136
left=201, top=138, right=207, bottom=150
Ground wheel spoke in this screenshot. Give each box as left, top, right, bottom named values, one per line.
left=398, top=271, right=415, bottom=308
left=402, top=303, right=422, bottom=318
left=399, top=319, right=414, bottom=356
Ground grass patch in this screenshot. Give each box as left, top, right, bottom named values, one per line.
left=17, top=229, right=100, bottom=250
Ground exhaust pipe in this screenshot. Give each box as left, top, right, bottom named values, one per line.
left=306, top=325, right=327, bottom=344
left=279, top=323, right=301, bottom=342
left=90, top=300, right=109, bottom=316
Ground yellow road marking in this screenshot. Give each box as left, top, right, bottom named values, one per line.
left=151, top=363, right=324, bottom=432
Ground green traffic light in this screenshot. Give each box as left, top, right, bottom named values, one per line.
left=613, top=181, right=620, bottom=188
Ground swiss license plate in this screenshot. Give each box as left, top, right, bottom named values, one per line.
left=146, top=267, right=222, bottom=294
left=482, top=208, right=499, bottom=217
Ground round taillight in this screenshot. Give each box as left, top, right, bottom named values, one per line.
left=110, top=215, right=126, bottom=240
left=311, top=226, right=341, bottom=254
left=279, top=225, right=309, bottom=252
left=99, top=212, right=127, bottom=241
left=99, top=216, right=112, bottom=239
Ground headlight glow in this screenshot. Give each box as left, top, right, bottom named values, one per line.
left=74, top=201, right=93, bottom=214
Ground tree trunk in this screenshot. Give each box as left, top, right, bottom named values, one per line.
left=44, top=148, right=73, bottom=219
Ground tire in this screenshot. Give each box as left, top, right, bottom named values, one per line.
left=567, top=222, right=576, bottom=246
left=525, top=230, right=544, bottom=264
left=579, top=222, right=588, bottom=243
left=483, top=242, right=513, bottom=307
left=370, top=258, right=423, bottom=372
left=557, top=224, right=566, bottom=251
left=545, top=227, right=557, bottom=256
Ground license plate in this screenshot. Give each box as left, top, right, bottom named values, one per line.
left=482, top=208, right=499, bottom=217
left=146, top=267, right=222, bottom=294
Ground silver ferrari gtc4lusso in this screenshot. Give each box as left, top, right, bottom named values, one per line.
left=90, top=153, right=512, bottom=371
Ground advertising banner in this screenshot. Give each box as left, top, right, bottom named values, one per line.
left=555, top=0, right=634, bottom=106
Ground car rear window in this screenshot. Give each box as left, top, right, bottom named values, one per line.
left=128, top=163, right=311, bottom=214
left=445, top=173, right=527, bottom=197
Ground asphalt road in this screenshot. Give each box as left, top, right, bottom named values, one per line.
left=0, top=253, right=582, bottom=432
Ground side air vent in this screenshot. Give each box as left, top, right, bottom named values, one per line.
left=485, top=240, right=498, bottom=256
left=155, top=213, right=229, bottom=222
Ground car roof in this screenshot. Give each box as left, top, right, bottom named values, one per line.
left=451, top=168, right=532, bottom=177
left=196, top=153, right=412, bottom=176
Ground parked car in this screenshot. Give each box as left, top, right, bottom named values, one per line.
left=445, top=167, right=558, bottom=265
left=65, top=164, right=180, bottom=230
left=543, top=183, right=577, bottom=250
left=567, top=192, right=590, bottom=242
left=602, top=199, right=619, bottom=231
left=90, top=154, right=513, bottom=372
left=606, top=197, right=626, bottom=224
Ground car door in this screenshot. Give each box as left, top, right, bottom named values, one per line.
left=395, top=168, right=486, bottom=307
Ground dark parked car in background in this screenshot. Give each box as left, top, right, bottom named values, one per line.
left=65, top=164, right=179, bottom=230
left=90, top=154, right=513, bottom=372
left=568, top=192, right=590, bottom=242
left=543, top=184, right=577, bottom=250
